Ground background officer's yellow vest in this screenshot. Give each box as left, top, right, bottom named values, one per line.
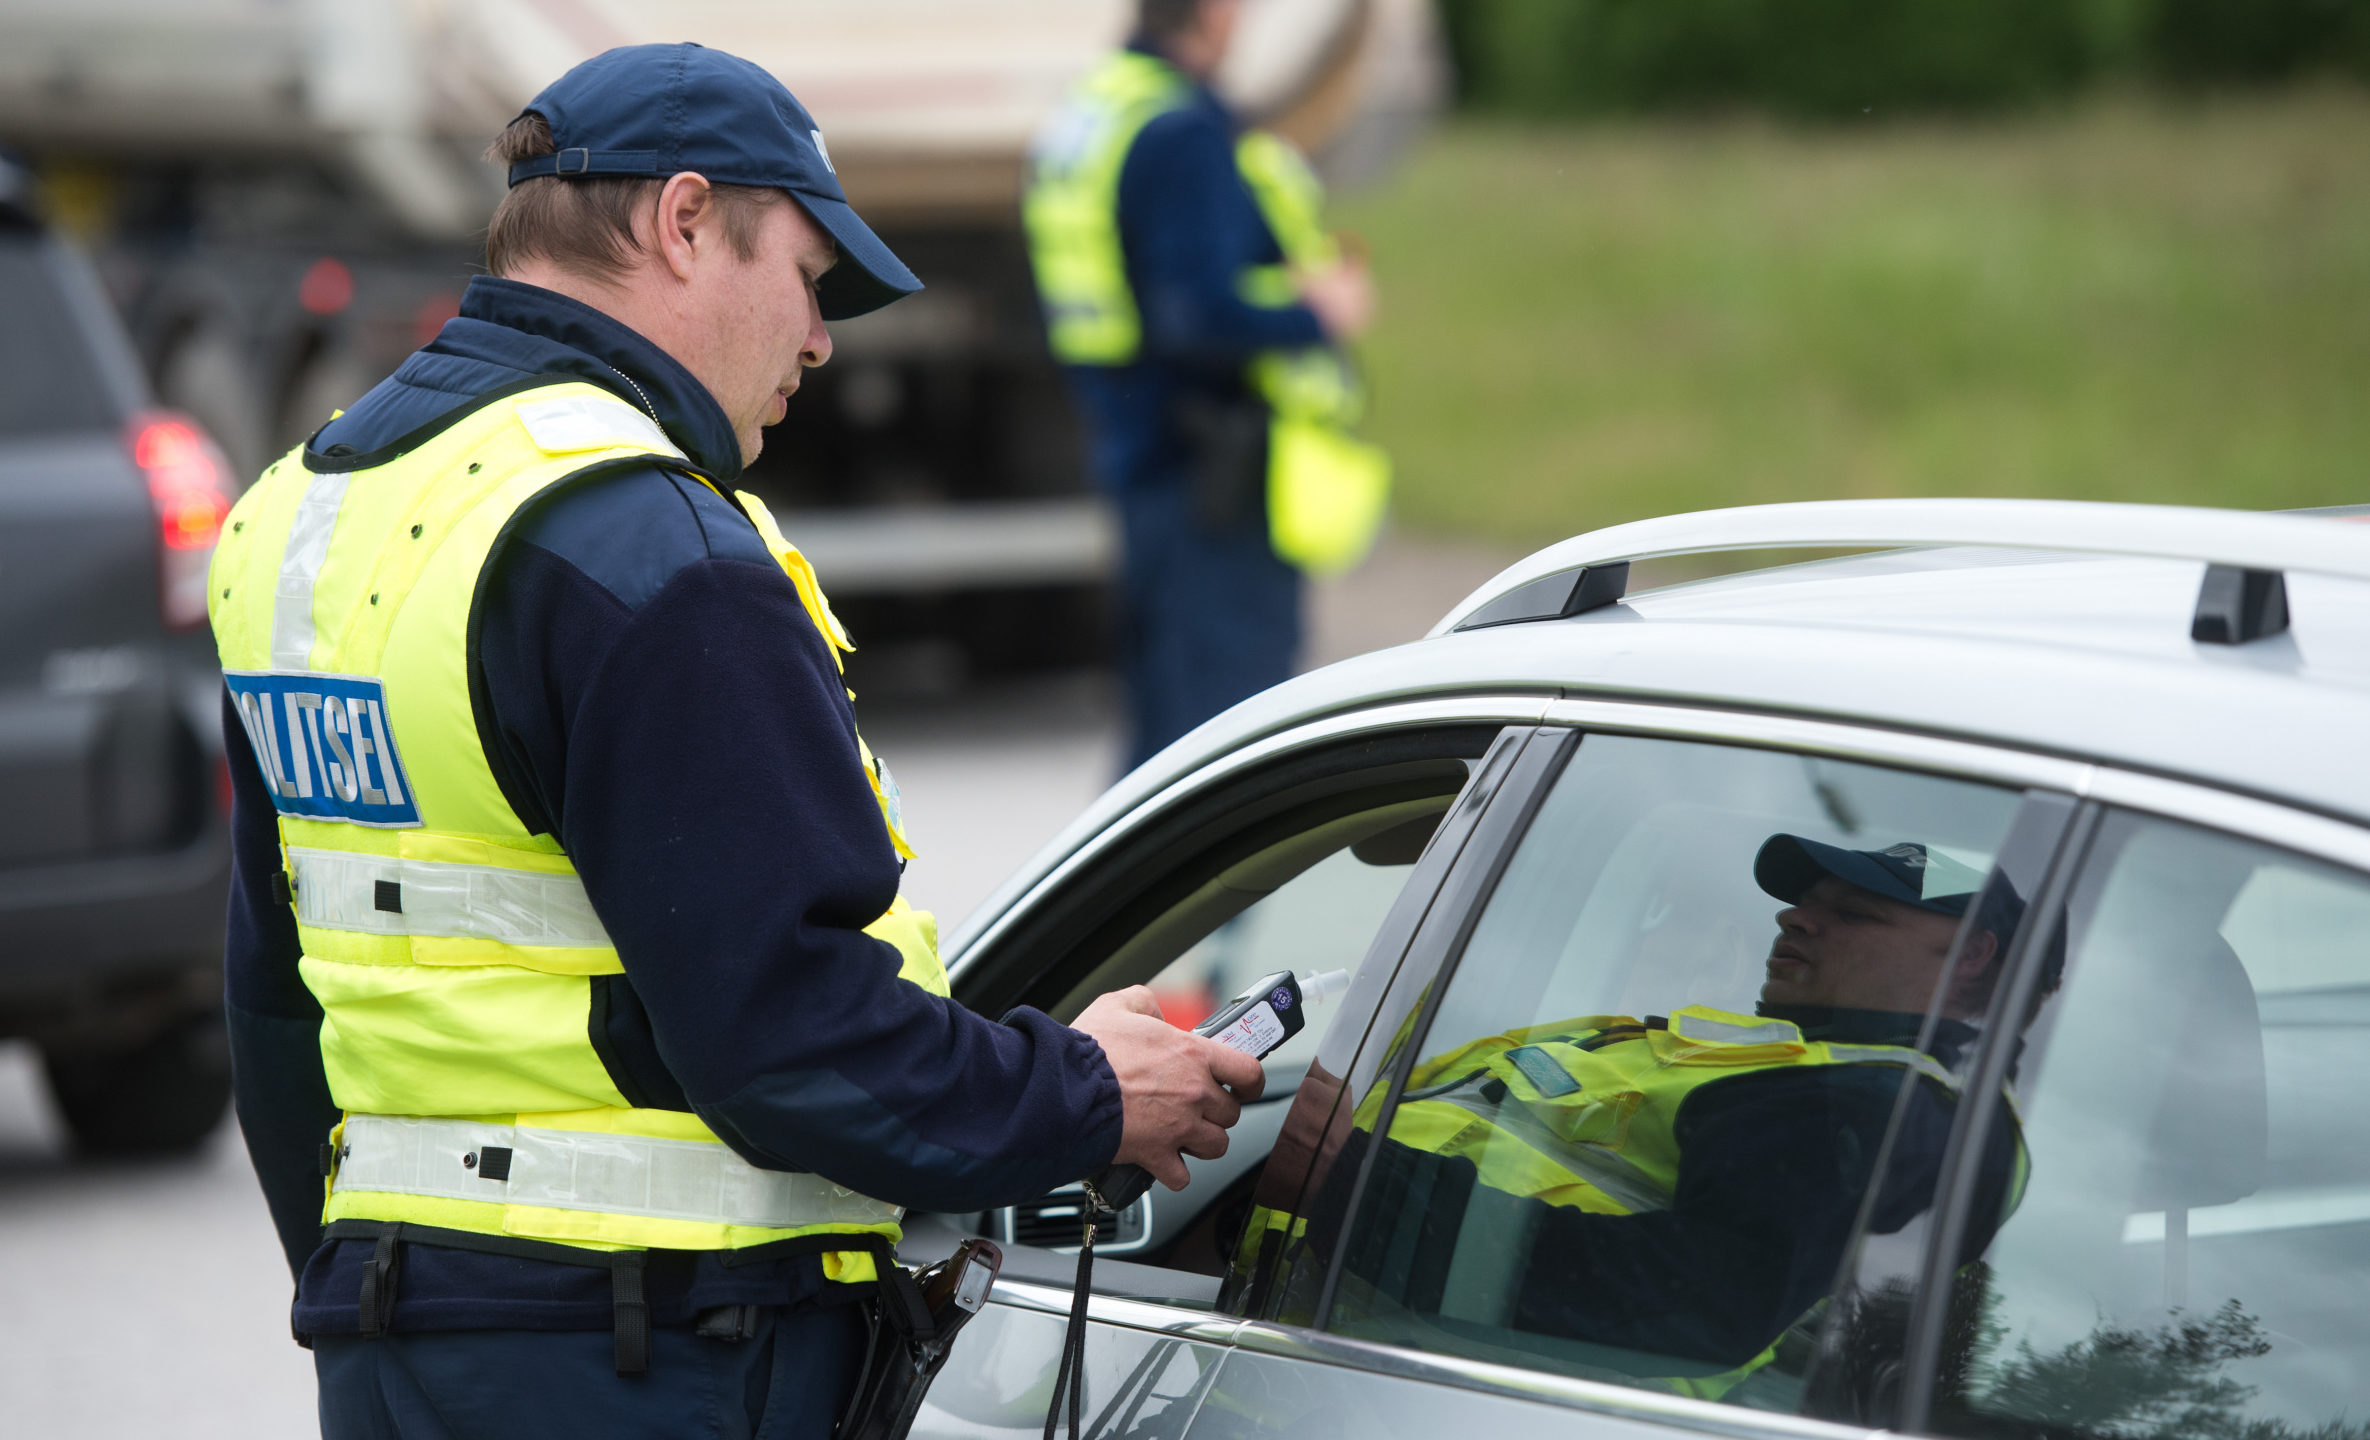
left=208, top=381, right=940, bottom=1276
left=1023, top=51, right=1389, bottom=575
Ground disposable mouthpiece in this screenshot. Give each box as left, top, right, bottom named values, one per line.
left=1299, top=969, right=1351, bottom=1007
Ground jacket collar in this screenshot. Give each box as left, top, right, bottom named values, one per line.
left=1122, top=37, right=1232, bottom=124
left=451, top=277, right=745, bottom=482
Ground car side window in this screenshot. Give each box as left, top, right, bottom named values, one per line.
left=1314, top=733, right=2029, bottom=1410
left=979, top=732, right=1491, bottom=1278
left=1928, top=812, right=2370, bottom=1440
left=1140, top=837, right=1429, bottom=1084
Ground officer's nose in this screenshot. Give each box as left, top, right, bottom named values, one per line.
left=1777, top=902, right=1814, bottom=935
left=803, top=319, right=833, bottom=370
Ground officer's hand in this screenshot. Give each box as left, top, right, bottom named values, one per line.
left=1073, top=986, right=1266, bottom=1192
left=1298, top=259, right=1375, bottom=342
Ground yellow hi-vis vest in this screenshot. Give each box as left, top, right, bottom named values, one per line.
left=1265, top=1005, right=1979, bottom=1399
left=1022, top=50, right=1390, bottom=576
left=206, top=379, right=943, bottom=1278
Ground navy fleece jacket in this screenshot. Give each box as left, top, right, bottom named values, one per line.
left=1060, top=43, right=1328, bottom=495
left=224, top=276, right=1123, bottom=1336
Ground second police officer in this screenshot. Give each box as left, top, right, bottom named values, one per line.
left=1027, top=0, right=1391, bottom=770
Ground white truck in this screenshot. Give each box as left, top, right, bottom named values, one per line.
left=0, top=0, right=1442, bottom=674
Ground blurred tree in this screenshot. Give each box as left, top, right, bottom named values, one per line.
left=1440, top=0, right=2112, bottom=118
left=2144, top=0, right=2370, bottom=85
left=1437, top=0, right=2370, bottom=118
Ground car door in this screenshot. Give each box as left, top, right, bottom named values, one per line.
left=1184, top=704, right=2094, bottom=1440
left=904, top=700, right=1545, bottom=1440
left=1902, top=791, right=2370, bottom=1440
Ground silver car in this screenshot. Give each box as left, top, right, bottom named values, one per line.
left=904, top=499, right=2370, bottom=1440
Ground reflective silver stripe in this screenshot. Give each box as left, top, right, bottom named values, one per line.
left=271, top=470, right=353, bottom=669
left=1825, top=1044, right=1962, bottom=1093
left=514, top=394, right=686, bottom=459
left=288, top=846, right=615, bottom=949
left=333, top=1114, right=903, bottom=1230
left=1669, top=1010, right=1804, bottom=1047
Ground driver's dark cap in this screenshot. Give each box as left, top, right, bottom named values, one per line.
left=1755, top=834, right=1991, bottom=918
left=504, top=43, right=922, bottom=321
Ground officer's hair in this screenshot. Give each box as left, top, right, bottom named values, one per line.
left=482, top=112, right=781, bottom=281
left=1137, top=0, right=1212, bottom=41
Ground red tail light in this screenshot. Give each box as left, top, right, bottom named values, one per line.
left=128, top=412, right=236, bottom=629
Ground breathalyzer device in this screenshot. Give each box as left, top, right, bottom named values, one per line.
left=1090, top=967, right=1350, bottom=1213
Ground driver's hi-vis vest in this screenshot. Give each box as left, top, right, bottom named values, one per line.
left=1307, top=1006, right=1979, bottom=1400
left=207, top=379, right=941, bottom=1278
left=1380, top=1006, right=1965, bottom=1221
left=1022, top=50, right=1389, bottom=576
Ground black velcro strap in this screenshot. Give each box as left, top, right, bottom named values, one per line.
left=476, top=1146, right=512, bottom=1182
left=325, top=1218, right=617, bottom=1269
left=318, top=1141, right=337, bottom=1177
left=373, top=880, right=403, bottom=914
left=271, top=871, right=292, bottom=905
left=712, top=1231, right=890, bottom=1269
left=876, top=1263, right=936, bottom=1344
left=612, top=1251, right=649, bottom=1376
left=357, top=1222, right=402, bottom=1338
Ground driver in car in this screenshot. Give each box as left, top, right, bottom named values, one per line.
left=1326, top=833, right=2035, bottom=1395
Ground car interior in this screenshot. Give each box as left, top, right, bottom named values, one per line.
left=902, top=725, right=1496, bottom=1303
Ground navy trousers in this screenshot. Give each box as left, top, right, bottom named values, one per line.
left=1114, top=483, right=1302, bottom=770
left=315, top=1306, right=866, bottom=1440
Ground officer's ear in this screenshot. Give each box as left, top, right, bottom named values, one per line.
left=1944, top=926, right=2002, bottom=1015
left=650, top=171, right=721, bottom=282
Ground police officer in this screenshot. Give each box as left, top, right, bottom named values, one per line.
left=1279, top=836, right=2031, bottom=1396
left=1025, top=0, right=1388, bottom=770
left=211, top=44, right=1260, bottom=1438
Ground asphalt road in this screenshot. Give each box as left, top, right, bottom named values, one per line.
left=0, top=534, right=1512, bottom=1436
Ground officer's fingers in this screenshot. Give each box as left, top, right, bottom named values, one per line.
left=1199, top=1082, right=1243, bottom=1132
left=1203, top=1040, right=1266, bottom=1103
left=1143, top=1149, right=1192, bottom=1192
left=1177, top=1120, right=1230, bottom=1164
left=1071, top=986, right=1164, bottom=1035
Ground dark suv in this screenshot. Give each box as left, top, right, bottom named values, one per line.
left=0, top=158, right=237, bottom=1153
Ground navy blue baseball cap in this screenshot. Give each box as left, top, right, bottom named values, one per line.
left=505, top=43, right=921, bottom=321
left=1755, top=835, right=1993, bottom=919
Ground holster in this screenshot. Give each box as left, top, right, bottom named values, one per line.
left=839, top=1241, right=1000, bottom=1440
left=1173, top=390, right=1272, bottom=534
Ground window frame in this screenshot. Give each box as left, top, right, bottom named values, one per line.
left=1252, top=700, right=2112, bottom=1437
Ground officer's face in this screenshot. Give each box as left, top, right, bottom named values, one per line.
left=1762, top=876, right=1993, bottom=1016
left=699, top=194, right=837, bottom=466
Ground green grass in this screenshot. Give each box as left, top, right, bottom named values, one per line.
left=1334, top=88, right=2370, bottom=545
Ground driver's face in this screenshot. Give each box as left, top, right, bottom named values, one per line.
left=1761, top=875, right=1967, bottom=1013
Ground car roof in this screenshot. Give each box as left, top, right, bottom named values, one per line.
left=950, top=501, right=2370, bottom=956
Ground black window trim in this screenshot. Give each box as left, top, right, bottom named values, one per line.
left=1893, top=798, right=2102, bottom=1431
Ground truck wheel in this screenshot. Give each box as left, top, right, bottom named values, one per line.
left=42, top=1008, right=233, bottom=1156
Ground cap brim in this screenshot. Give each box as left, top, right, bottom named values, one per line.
left=790, top=190, right=922, bottom=321
left=1755, top=833, right=1943, bottom=913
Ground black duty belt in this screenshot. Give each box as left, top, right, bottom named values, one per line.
left=318, top=1219, right=924, bottom=1377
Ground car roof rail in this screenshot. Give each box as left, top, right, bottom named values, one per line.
left=1432, top=498, right=2370, bottom=640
